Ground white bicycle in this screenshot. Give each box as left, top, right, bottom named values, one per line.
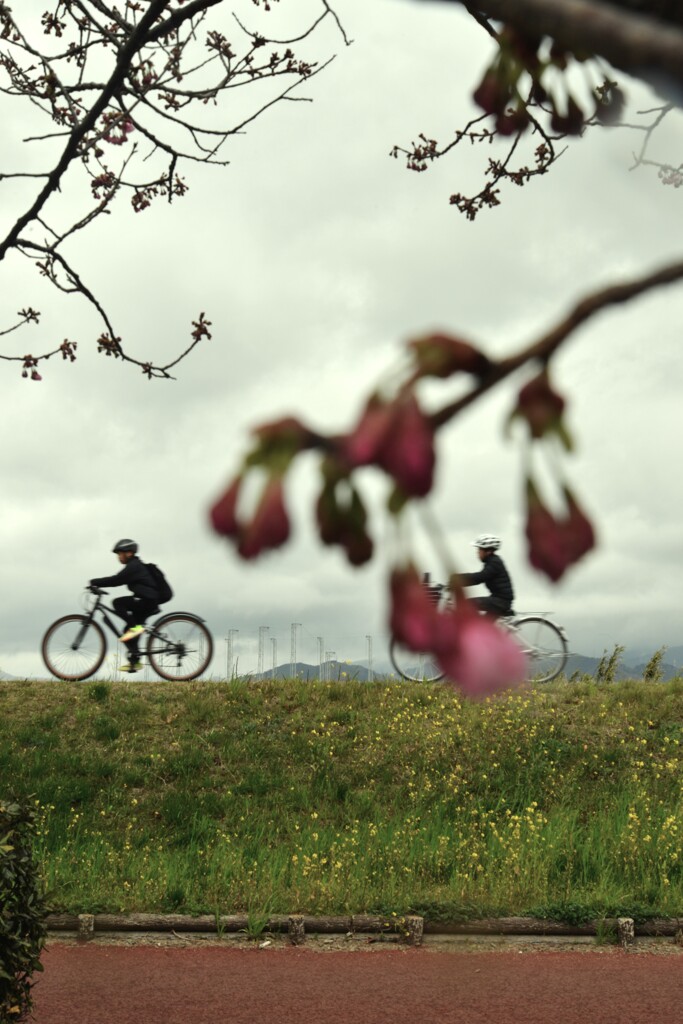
left=390, top=582, right=568, bottom=684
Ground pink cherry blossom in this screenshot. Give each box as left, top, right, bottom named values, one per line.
left=209, top=476, right=242, bottom=538
left=237, top=477, right=290, bottom=560
left=437, top=608, right=527, bottom=699
left=514, top=371, right=565, bottom=440
left=343, top=396, right=394, bottom=466
left=343, top=392, right=435, bottom=497
left=389, top=565, right=439, bottom=652
left=525, top=480, right=595, bottom=582
left=379, top=393, right=435, bottom=497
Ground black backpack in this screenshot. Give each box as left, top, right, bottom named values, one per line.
left=146, top=562, right=173, bottom=604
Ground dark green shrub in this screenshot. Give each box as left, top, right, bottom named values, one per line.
left=0, top=800, right=47, bottom=1022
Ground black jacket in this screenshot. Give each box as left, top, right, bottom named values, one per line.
left=459, top=553, right=514, bottom=608
left=91, top=556, right=158, bottom=600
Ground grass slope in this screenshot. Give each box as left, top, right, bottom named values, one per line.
left=1, top=677, right=682, bottom=923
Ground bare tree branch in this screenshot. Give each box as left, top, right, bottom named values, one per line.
left=0, top=1, right=347, bottom=379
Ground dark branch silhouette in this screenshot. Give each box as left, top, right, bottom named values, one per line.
left=0, top=0, right=348, bottom=379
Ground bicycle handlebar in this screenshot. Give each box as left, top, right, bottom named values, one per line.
left=87, top=585, right=107, bottom=595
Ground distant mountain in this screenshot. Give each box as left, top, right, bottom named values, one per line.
left=624, top=645, right=683, bottom=669
left=253, top=653, right=683, bottom=684
left=260, top=661, right=379, bottom=682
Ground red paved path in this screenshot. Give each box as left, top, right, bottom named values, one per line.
left=32, top=945, right=683, bottom=1024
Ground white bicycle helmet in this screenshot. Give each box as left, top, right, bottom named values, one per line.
left=473, top=534, right=501, bottom=551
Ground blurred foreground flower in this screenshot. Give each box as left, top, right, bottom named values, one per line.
left=210, top=474, right=290, bottom=560
left=390, top=563, right=526, bottom=699
left=316, top=471, right=373, bottom=566
left=344, top=392, right=435, bottom=497
left=525, top=479, right=595, bottom=581
left=390, top=564, right=439, bottom=652
left=436, top=606, right=527, bottom=699
left=509, top=369, right=572, bottom=448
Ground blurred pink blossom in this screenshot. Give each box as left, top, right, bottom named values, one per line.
left=344, top=392, right=435, bottom=497
left=389, top=564, right=439, bottom=652
left=237, top=477, right=290, bottom=560
left=437, top=607, right=527, bottom=699
left=390, top=566, right=527, bottom=699
left=209, top=475, right=242, bottom=538
left=526, top=480, right=595, bottom=582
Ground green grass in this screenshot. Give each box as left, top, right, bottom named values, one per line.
left=1, top=676, right=682, bottom=922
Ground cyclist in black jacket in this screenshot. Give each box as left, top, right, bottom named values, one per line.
left=458, top=534, right=514, bottom=618
left=90, top=539, right=160, bottom=672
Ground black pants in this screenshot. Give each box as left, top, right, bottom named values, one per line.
left=473, top=596, right=511, bottom=620
left=113, top=596, right=159, bottom=657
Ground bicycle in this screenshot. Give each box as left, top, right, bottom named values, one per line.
left=41, top=587, right=214, bottom=681
left=389, top=581, right=568, bottom=685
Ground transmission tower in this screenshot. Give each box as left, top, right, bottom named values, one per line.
left=317, top=636, right=324, bottom=679
left=366, top=634, right=373, bottom=682
left=271, top=636, right=277, bottom=677
left=258, top=626, right=269, bottom=679
left=290, top=622, right=301, bottom=678
left=226, top=628, right=239, bottom=679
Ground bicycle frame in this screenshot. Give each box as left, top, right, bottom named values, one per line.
left=86, top=591, right=125, bottom=642
left=85, top=589, right=165, bottom=658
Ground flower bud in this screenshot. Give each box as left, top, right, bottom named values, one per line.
left=316, top=480, right=373, bottom=566
left=379, top=393, right=435, bottom=498
left=562, top=486, right=596, bottom=564
left=316, top=481, right=343, bottom=546
left=343, top=396, right=393, bottom=467
left=511, top=370, right=569, bottom=446
left=389, top=565, right=439, bottom=652
left=237, top=477, right=290, bottom=560
left=438, top=607, right=527, bottom=699
left=209, top=476, right=242, bottom=538
left=344, top=393, right=435, bottom=498
left=594, top=83, right=624, bottom=125
left=408, top=333, right=490, bottom=380
left=551, top=96, right=585, bottom=135
left=344, top=530, right=373, bottom=566
left=250, top=416, right=317, bottom=472
left=253, top=416, right=316, bottom=450
left=525, top=479, right=595, bottom=582
left=473, top=69, right=508, bottom=116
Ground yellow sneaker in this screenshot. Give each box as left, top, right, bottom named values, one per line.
left=119, top=661, right=143, bottom=673
left=120, top=625, right=145, bottom=642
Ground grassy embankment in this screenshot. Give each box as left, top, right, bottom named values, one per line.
left=1, top=676, right=682, bottom=923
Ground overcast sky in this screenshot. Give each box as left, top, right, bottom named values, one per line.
left=1, top=0, right=682, bottom=679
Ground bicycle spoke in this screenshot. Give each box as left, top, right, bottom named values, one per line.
left=42, top=616, right=107, bottom=681
left=390, top=638, right=444, bottom=683
left=146, top=615, right=213, bottom=681
left=510, top=616, right=568, bottom=683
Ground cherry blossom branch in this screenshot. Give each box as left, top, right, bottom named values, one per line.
left=421, top=0, right=683, bottom=86
left=0, top=0, right=171, bottom=263
left=432, top=255, right=683, bottom=427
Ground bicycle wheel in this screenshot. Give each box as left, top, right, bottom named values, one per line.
left=510, top=616, right=568, bottom=683
left=41, top=615, right=107, bottom=681
left=389, top=637, right=444, bottom=683
left=146, top=613, right=213, bottom=681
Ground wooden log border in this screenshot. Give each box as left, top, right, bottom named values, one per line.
left=45, top=912, right=683, bottom=942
